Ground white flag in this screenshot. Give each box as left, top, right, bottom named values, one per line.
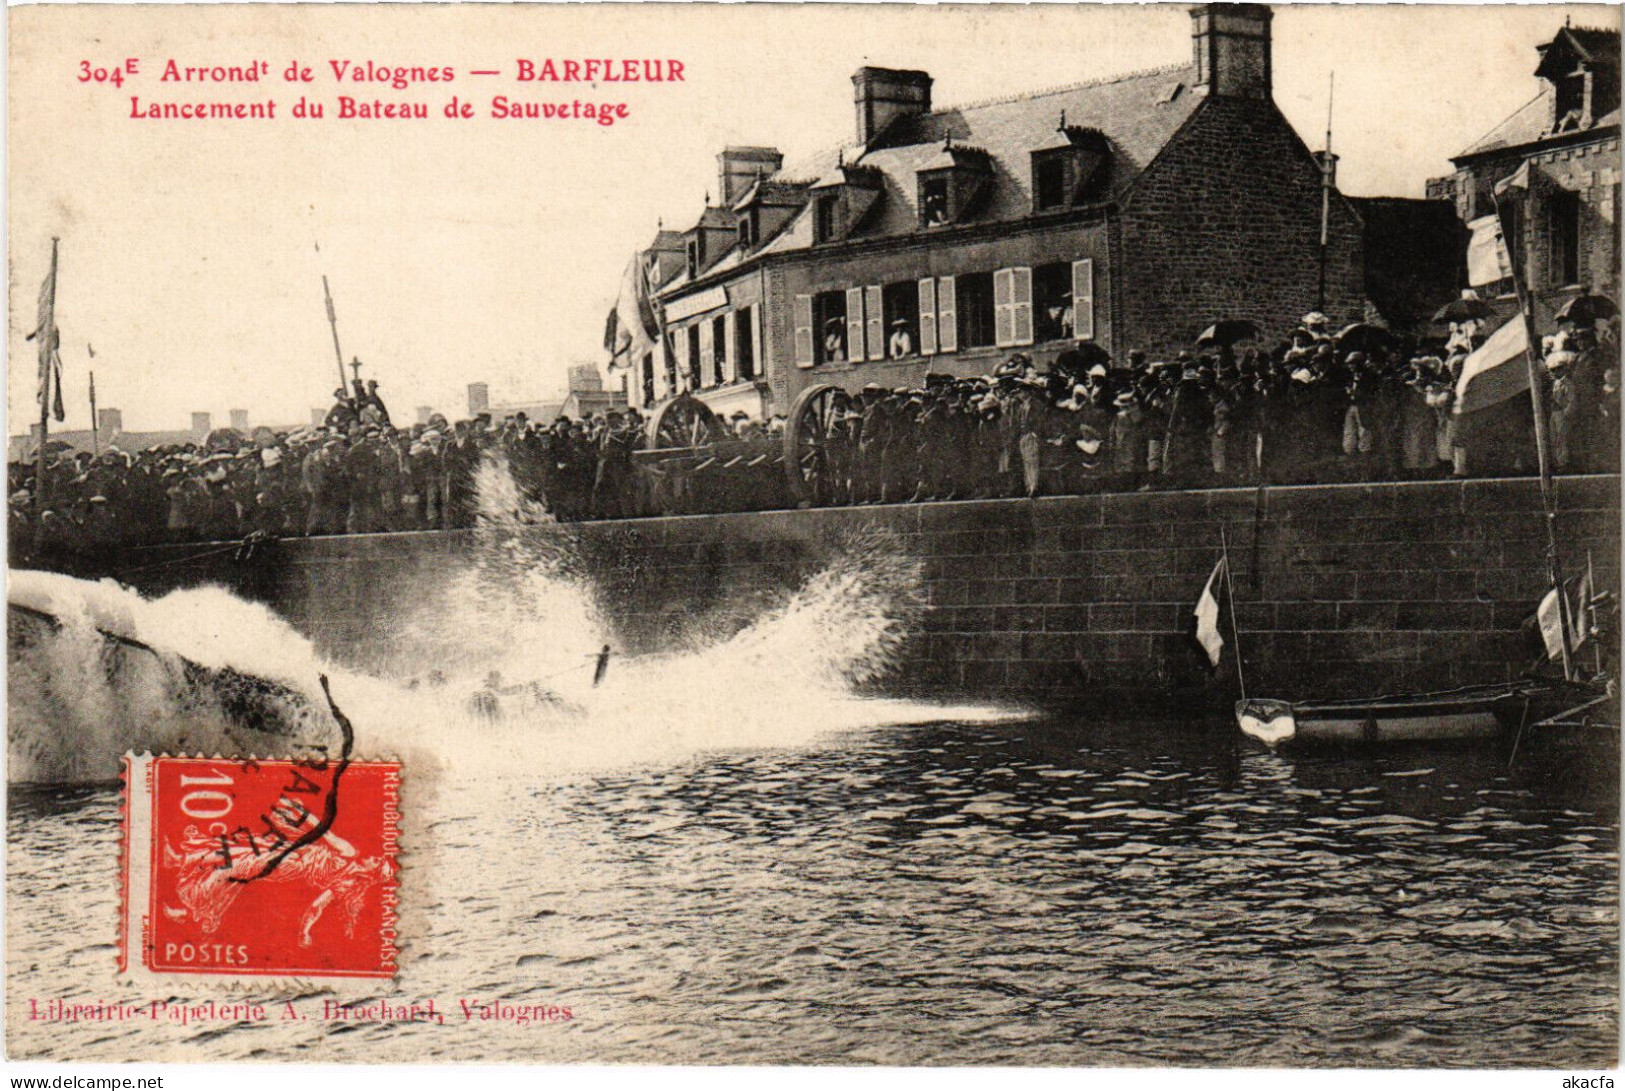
left=1536, top=587, right=1567, bottom=661
left=1194, top=557, right=1227, bottom=669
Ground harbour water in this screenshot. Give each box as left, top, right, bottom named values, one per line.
left=5, top=511, right=1618, bottom=1066
left=7, top=714, right=1618, bottom=1065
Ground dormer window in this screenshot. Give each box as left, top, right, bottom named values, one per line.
left=738, top=212, right=756, bottom=250
left=1555, top=71, right=1587, bottom=130
left=1035, top=157, right=1066, bottom=211
left=916, top=139, right=992, bottom=229
left=685, top=237, right=702, bottom=279
left=809, top=162, right=883, bottom=244
left=1030, top=122, right=1109, bottom=213
left=814, top=194, right=840, bottom=244
left=921, top=179, right=950, bottom=226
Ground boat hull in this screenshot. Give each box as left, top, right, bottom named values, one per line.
left=1236, top=684, right=1530, bottom=750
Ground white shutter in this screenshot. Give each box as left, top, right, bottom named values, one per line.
left=1011, top=266, right=1034, bottom=346
left=994, top=268, right=1015, bottom=348
left=1072, top=259, right=1095, bottom=342
left=865, top=285, right=885, bottom=361
left=845, top=287, right=864, bottom=365
left=674, top=326, right=690, bottom=389
left=699, top=320, right=714, bottom=388
left=723, top=311, right=737, bottom=383
left=793, top=294, right=814, bottom=368
left=918, top=278, right=938, bottom=355
left=750, top=304, right=763, bottom=381
left=936, top=276, right=958, bottom=354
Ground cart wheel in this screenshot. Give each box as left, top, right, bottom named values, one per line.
left=783, top=383, right=851, bottom=506
left=646, top=393, right=725, bottom=450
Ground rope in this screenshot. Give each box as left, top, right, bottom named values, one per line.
left=113, top=542, right=245, bottom=578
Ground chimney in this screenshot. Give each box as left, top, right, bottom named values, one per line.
left=853, top=67, right=932, bottom=146
left=310, top=408, right=326, bottom=428
left=416, top=406, right=434, bottom=425
left=96, top=408, right=123, bottom=437
left=191, top=412, right=212, bottom=439
left=717, top=147, right=784, bottom=207
left=230, top=409, right=250, bottom=432
left=467, top=382, right=490, bottom=415
left=1191, top=4, right=1273, bottom=100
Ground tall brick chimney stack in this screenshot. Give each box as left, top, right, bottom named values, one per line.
left=1191, top=4, right=1273, bottom=100
left=191, top=412, right=212, bottom=440
left=852, top=67, right=932, bottom=146
left=717, top=147, right=784, bottom=207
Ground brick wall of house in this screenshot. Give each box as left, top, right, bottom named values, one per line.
left=768, top=220, right=1114, bottom=409
left=1424, top=131, right=1619, bottom=328
left=111, top=476, right=1619, bottom=711
left=1118, top=95, right=1367, bottom=360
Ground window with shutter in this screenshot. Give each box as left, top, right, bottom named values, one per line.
left=993, top=268, right=1015, bottom=348
left=1071, top=259, right=1095, bottom=341
left=918, top=278, right=938, bottom=355
left=845, top=288, right=865, bottom=367
left=1011, top=266, right=1034, bottom=346
left=936, top=276, right=958, bottom=354
left=793, top=294, right=814, bottom=368
left=865, top=285, right=884, bottom=362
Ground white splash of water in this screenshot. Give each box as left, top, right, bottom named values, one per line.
left=8, top=482, right=1016, bottom=783
left=473, top=450, right=553, bottom=527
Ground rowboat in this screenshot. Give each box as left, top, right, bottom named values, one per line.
left=1236, top=678, right=1616, bottom=750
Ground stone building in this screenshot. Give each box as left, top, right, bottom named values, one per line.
left=1426, top=24, right=1620, bottom=326
left=623, top=4, right=1371, bottom=419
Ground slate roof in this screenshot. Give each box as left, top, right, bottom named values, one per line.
left=757, top=62, right=1202, bottom=253
left=1536, top=26, right=1621, bottom=80
left=1457, top=26, right=1621, bottom=161
left=648, top=229, right=684, bottom=253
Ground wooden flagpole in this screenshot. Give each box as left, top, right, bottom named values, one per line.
left=1220, top=524, right=1246, bottom=702
left=1492, top=183, right=1573, bottom=680
left=32, top=238, right=60, bottom=556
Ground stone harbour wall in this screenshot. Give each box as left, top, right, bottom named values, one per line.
left=108, top=475, right=1620, bottom=709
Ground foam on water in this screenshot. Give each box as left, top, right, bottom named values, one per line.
left=7, top=457, right=1014, bottom=783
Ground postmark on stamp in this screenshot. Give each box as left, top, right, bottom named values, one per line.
left=120, top=752, right=401, bottom=982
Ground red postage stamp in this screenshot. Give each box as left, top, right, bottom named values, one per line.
left=120, top=754, right=401, bottom=982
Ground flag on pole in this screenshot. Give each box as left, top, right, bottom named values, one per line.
left=606, top=251, right=661, bottom=373
left=29, top=242, right=65, bottom=422
left=1454, top=313, right=1530, bottom=415
left=1536, top=586, right=1568, bottom=661
left=1571, top=568, right=1594, bottom=650
left=1194, top=556, right=1227, bottom=669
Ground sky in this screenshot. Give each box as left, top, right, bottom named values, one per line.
left=7, top=2, right=1619, bottom=436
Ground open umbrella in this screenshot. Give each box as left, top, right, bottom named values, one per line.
left=204, top=427, right=245, bottom=453
left=1554, top=294, right=1618, bottom=326
left=1055, top=341, right=1112, bottom=375
left=1433, top=297, right=1494, bottom=325
left=1195, top=319, right=1260, bottom=348
left=1334, top=323, right=1397, bottom=355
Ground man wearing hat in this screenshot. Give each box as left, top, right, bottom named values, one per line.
left=823, top=318, right=847, bottom=365
left=888, top=319, right=914, bottom=360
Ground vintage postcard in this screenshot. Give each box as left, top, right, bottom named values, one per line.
left=5, top=0, right=1620, bottom=1075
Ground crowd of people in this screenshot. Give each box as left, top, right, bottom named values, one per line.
left=8, top=311, right=1618, bottom=566
left=797, top=310, right=1619, bottom=504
